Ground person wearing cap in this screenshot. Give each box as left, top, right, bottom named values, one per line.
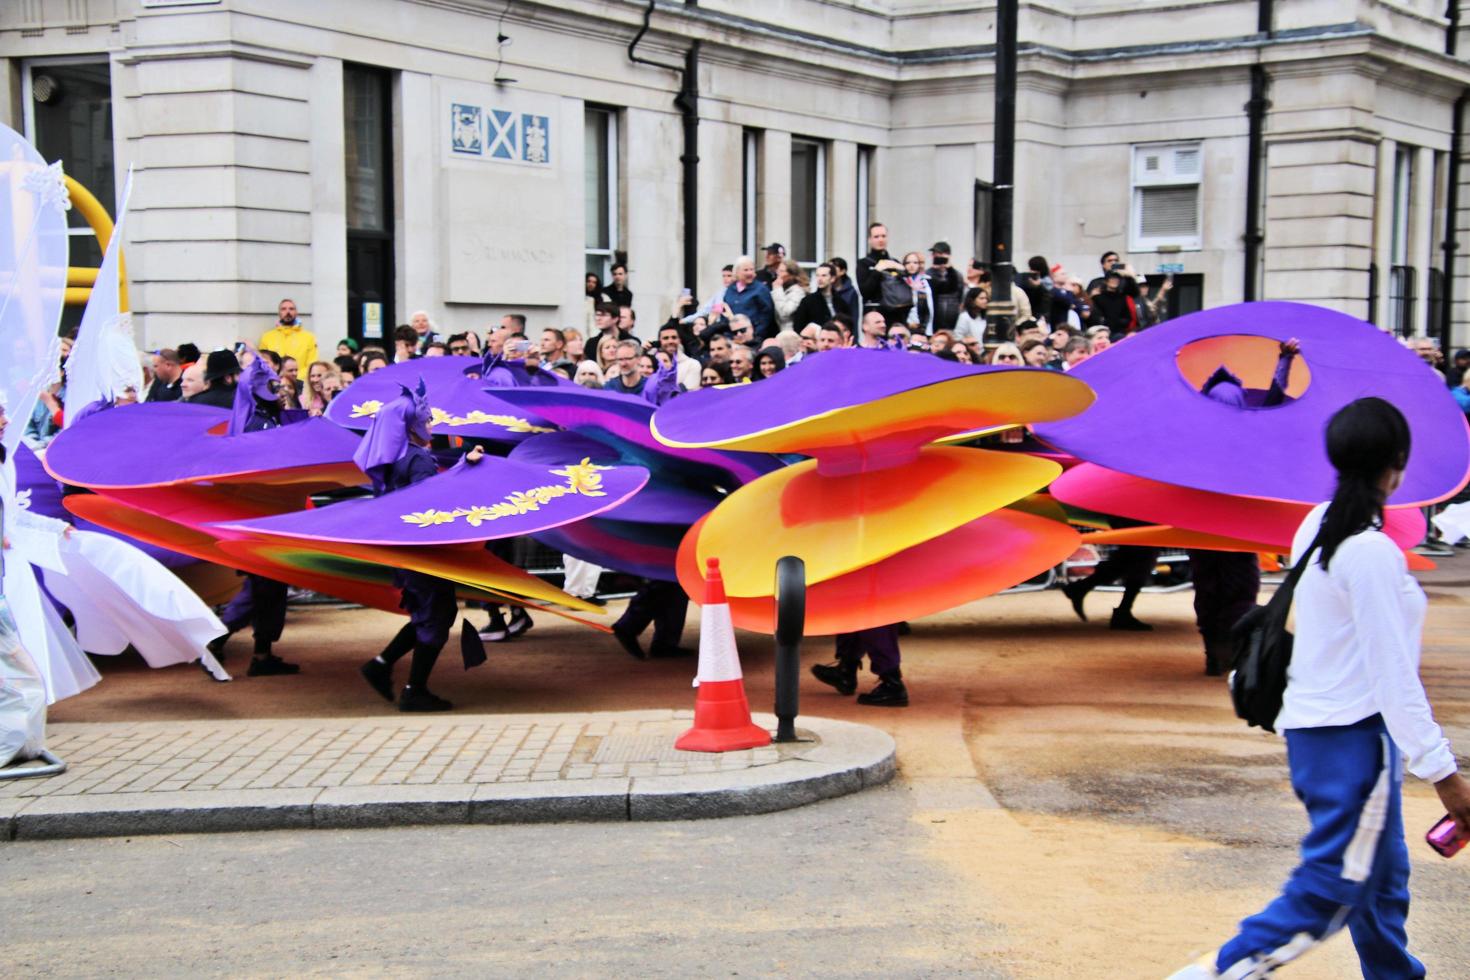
left=186, top=349, right=241, bottom=409
left=926, top=242, right=964, bottom=334
left=755, top=243, right=785, bottom=285
left=1447, top=348, right=1470, bottom=387
left=357, top=380, right=481, bottom=711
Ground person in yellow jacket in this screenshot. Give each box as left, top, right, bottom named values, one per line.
left=259, top=298, right=318, bottom=367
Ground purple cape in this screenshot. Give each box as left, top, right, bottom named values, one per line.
left=1032, top=301, right=1470, bottom=505
left=353, top=379, right=432, bottom=477
left=327, top=357, right=557, bottom=443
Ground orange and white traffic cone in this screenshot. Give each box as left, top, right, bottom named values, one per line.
left=674, top=557, right=772, bottom=753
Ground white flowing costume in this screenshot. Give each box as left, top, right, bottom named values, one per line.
left=1, top=456, right=229, bottom=702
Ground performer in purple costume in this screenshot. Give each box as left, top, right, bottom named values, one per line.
left=1188, top=338, right=1301, bottom=674
left=356, top=380, right=479, bottom=712
left=212, top=355, right=300, bottom=677
left=611, top=362, right=695, bottom=662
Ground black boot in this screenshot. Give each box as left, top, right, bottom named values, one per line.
left=247, top=639, right=300, bottom=676
left=506, top=606, right=533, bottom=638
left=612, top=623, right=646, bottom=660
left=1110, top=607, right=1152, bottom=632
left=810, top=660, right=859, bottom=696
left=398, top=685, right=452, bottom=712
left=360, top=658, right=395, bottom=701
left=1062, top=580, right=1090, bottom=622
left=479, top=607, right=509, bottom=642
left=1203, top=634, right=1234, bottom=676
left=857, top=671, right=909, bottom=707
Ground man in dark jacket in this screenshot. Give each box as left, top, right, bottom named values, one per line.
left=927, top=242, right=964, bottom=334
left=186, top=349, right=240, bottom=409
left=146, top=349, right=184, bottom=402
left=827, top=257, right=863, bottom=328
left=856, top=223, right=898, bottom=312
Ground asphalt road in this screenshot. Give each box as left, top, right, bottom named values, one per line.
left=6, top=561, right=1470, bottom=978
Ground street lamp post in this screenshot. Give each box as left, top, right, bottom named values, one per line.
left=988, top=0, right=1018, bottom=342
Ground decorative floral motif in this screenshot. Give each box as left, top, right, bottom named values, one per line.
left=351, top=400, right=553, bottom=433
left=22, top=161, right=71, bottom=215
left=400, top=458, right=609, bottom=528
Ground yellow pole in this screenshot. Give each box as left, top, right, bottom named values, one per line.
left=62, top=175, right=128, bottom=311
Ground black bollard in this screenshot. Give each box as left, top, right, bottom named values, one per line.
left=773, top=555, right=805, bottom=742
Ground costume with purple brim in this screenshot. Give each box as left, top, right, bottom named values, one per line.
left=357, top=380, right=462, bottom=707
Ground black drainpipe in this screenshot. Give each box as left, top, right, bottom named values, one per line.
left=1243, top=64, right=1269, bottom=301
left=1244, top=0, right=1273, bottom=301
left=1448, top=0, right=1460, bottom=56
left=1442, top=91, right=1466, bottom=351
left=629, top=2, right=700, bottom=293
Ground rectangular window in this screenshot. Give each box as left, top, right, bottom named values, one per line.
left=342, top=64, right=395, bottom=340
left=790, top=137, right=826, bottom=269
left=584, top=107, right=619, bottom=280
left=1131, top=142, right=1202, bottom=251
left=742, top=129, right=759, bottom=258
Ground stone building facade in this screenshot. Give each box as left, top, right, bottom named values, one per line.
left=2, top=0, right=1467, bottom=351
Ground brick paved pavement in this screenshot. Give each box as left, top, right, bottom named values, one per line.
left=0, top=710, right=896, bottom=838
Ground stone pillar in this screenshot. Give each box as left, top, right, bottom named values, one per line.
left=1411, top=143, right=1435, bottom=336
left=621, top=106, right=683, bottom=338
left=395, top=70, right=435, bottom=332
left=698, top=119, right=744, bottom=299
left=309, top=57, right=347, bottom=345
left=1372, top=137, right=1396, bottom=327
left=758, top=129, right=792, bottom=259
left=828, top=140, right=858, bottom=271
left=1261, top=135, right=1377, bottom=317
left=119, top=47, right=317, bottom=351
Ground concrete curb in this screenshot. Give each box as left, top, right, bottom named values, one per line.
left=1, top=715, right=894, bottom=840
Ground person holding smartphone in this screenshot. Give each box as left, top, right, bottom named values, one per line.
left=1170, top=398, right=1470, bottom=979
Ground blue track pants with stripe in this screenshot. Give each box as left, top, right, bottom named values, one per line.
left=1215, top=715, right=1424, bottom=979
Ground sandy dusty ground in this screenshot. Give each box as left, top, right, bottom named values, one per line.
left=27, top=564, right=1470, bottom=977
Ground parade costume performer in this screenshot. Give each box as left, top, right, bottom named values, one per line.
left=1169, top=398, right=1470, bottom=980
left=355, top=380, right=468, bottom=711
left=1060, top=541, right=1159, bottom=631
left=212, top=355, right=300, bottom=677
left=1188, top=339, right=1301, bottom=674
left=811, top=624, right=908, bottom=707
left=0, top=403, right=101, bottom=702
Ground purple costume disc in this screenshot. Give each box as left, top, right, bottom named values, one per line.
left=1032, top=302, right=1470, bottom=506
left=326, top=357, right=557, bottom=443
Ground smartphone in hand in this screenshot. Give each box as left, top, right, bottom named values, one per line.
left=1427, top=814, right=1466, bottom=857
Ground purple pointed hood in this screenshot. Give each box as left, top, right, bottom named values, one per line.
left=1200, top=365, right=1246, bottom=407
left=228, top=353, right=281, bottom=436
left=352, top=377, right=432, bottom=480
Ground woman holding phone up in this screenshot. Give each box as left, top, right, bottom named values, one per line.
left=1172, top=397, right=1470, bottom=979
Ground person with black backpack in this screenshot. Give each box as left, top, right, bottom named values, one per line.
left=1170, top=397, right=1470, bottom=979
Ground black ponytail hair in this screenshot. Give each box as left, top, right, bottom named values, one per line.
left=1319, top=397, right=1411, bottom=570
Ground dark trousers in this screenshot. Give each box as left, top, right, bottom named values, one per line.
left=220, top=574, right=288, bottom=648
left=835, top=625, right=902, bottom=676
left=1080, top=546, right=1158, bottom=612
left=379, top=571, right=458, bottom=688
left=615, top=580, right=689, bottom=654
left=1187, top=550, right=1260, bottom=639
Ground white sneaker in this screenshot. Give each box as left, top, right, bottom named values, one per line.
left=1165, top=956, right=1218, bottom=979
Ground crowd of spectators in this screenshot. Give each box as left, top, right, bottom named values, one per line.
left=23, top=220, right=1470, bottom=448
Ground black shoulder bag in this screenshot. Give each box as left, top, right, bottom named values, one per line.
left=1229, top=530, right=1325, bottom=733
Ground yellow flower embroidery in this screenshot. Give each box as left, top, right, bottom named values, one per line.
left=354, top=400, right=553, bottom=433
left=400, top=459, right=612, bottom=529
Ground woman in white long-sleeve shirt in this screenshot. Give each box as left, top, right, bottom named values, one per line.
left=1173, top=397, right=1470, bottom=980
